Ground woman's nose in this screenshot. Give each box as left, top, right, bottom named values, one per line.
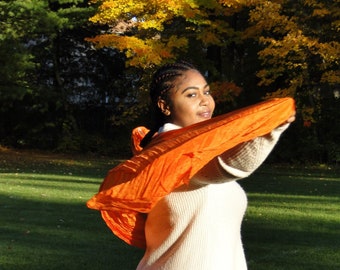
left=200, top=94, right=209, bottom=106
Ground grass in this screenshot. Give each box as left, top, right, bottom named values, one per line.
left=240, top=165, right=340, bottom=270
left=1, top=148, right=339, bottom=269
left=0, top=148, right=143, bottom=270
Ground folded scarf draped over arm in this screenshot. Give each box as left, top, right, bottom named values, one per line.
left=87, top=98, right=296, bottom=248
left=193, top=123, right=290, bottom=184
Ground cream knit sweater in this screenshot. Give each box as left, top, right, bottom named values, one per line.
left=136, top=123, right=289, bottom=270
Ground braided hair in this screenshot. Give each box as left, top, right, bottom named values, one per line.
left=140, top=60, right=198, bottom=147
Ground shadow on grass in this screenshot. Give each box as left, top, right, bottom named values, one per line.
left=0, top=148, right=122, bottom=178
left=0, top=195, right=143, bottom=270
left=240, top=165, right=340, bottom=197
left=240, top=165, right=340, bottom=270
left=243, top=219, right=340, bottom=270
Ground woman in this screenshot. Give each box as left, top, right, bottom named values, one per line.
left=87, top=61, right=295, bottom=269
left=136, top=61, right=294, bottom=269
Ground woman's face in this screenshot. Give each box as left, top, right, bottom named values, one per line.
left=160, top=69, right=215, bottom=127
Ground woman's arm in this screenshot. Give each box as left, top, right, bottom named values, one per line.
left=193, top=123, right=292, bottom=184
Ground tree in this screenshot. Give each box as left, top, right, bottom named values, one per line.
left=86, top=0, right=339, bottom=162
left=86, top=0, right=247, bottom=113
left=246, top=0, right=340, bottom=124
left=1, top=0, right=338, bottom=161
left=87, top=0, right=248, bottom=67
left=0, top=0, right=96, bottom=148
left=246, top=0, right=340, bottom=163
left=87, top=0, right=339, bottom=111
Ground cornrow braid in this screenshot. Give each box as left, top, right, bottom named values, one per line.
left=140, top=60, right=198, bottom=148
left=150, top=61, right=196, bottom=104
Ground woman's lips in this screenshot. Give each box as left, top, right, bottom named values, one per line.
left=199, top=111, right=212, bottom=118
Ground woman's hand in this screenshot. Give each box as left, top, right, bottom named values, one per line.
left=278, top=111, right=296, bottom=128
left=286, top=112, right=296, bottom=123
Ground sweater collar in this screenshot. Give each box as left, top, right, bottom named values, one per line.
left=158, top=123, right=182, bottom=133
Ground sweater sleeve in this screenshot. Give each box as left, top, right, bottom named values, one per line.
left=192, top=123, right=290, bottom=184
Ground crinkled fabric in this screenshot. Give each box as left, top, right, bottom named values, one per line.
left=87, top=98, right=295, bottom=249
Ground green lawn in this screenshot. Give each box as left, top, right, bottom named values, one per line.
left=1, top=148, right=339, bottom=269
left=241, top=165, right=340, bottom=270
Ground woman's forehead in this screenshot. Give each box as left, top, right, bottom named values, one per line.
left=173, top=70, right=207, bottom=91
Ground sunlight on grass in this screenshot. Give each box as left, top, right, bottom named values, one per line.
left=246, top=193, right=339, bottom=241
left=0, top=173, right=100, bottom=203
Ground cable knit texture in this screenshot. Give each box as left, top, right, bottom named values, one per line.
left=136, top=123, right=289, bottom=270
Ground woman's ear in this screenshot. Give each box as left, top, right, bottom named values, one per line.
left=157, top=99, right=171, bottom=116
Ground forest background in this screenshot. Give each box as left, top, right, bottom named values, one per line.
left=0, top=0, right=339, bottom=164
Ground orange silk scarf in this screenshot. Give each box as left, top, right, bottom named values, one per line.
left=87, top=97, right=295, bottom=249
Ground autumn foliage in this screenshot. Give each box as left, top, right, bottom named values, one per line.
left=87, top=0, right=339, bottom=126
left=0, top=0, right=338, bottom=162
left=87, top=0, right=245, bottom=68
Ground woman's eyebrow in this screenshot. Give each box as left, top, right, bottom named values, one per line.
left=181, top=84, right=209, bottom=94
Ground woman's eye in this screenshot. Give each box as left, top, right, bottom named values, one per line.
left=186, top=92, right=197, bottom=98
left=204, top=90, right=211, bottom=95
